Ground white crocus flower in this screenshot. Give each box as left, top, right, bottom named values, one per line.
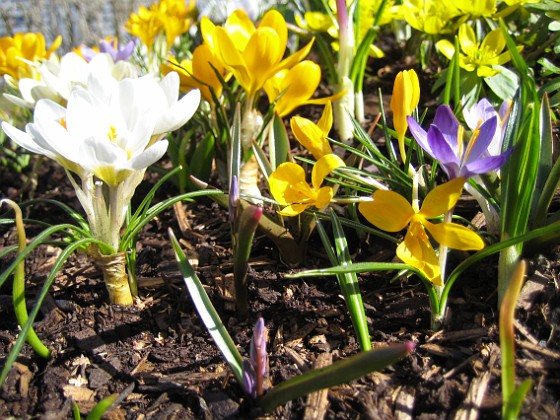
left=2, top=71, right=200, bottom=305
left=2, top=72, right=200, bottom=248
left=4, top=52, right=138, bottom=109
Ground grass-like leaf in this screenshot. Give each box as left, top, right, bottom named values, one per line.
left=169, top=229, right=244, bottom=382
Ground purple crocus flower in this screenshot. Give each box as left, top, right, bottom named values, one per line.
left=81, top=38, right=136, bottom=63
left=241, top=317, right=269, bottom=399
left=407, top=105, right=513, bottom=179
left=463, top=99, right=511, bottom=158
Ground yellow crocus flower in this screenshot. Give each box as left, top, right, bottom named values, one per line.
left=390, top=69, right=420, bottom=163
left=358, top=177, right=484, bottom=285
left=436, top=24, right=518, bottom=78
left=161, top=43, right=230, bottom=103
left=264, top=61, right=343, bottom=118
left=290, top=101, right=334, bottom=160
left=125, top=4, right=162, bottom=50
left=0, top=32, right=61, bottom=80
left=202, top=9, right=314, bottom=103
left=269, top=154, right=345, bottom=216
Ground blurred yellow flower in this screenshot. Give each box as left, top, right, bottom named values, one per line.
left=264, top=61, right=343, bottom=117
left=290, top=101, right=334, bottom=160
left=202, top=9, right=314, bottom=103
left=269, top=154, right=345, bottom=216
left=400, top=0, right=460, bottom=35
left=359, top=177, right=484, bottom=285
left=390, top=69, right=420, bottom=163
left=436, top=24, right=519, bottom=77
left=0, top=32, right=61, bottom=80
left=455, top=0, right=497, bottom=17
left=125, top=0, right=194, bottom=51
left=161, top=43, right=230, bottom=103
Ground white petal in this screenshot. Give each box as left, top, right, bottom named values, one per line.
left=128, top=139, right=168, bottom=171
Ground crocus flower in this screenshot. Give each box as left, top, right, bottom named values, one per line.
left=242, top=317, right=270, bottom=398
left=81, top=37, right=136, bottom=63
left=407, top=105, right=512, bottom=179
left=161, top=43, right=230, bottom=103
left=269, top=154, right=345, bottom=216
left=4, top=52, right=138, bottom=109
left=462, top=98, right=511, bottom=157
left=358, top=177, right=485, bottom=285
left=390, top=69, right=420, bottom=163
left=125, top=4, right=162, bottom=51
left=0, top=32, right=62, bottom=81
left=201, top=9, right=314, bottom=104
left=436, top=24, right=519, bottom=78
left=290, top=101, right=334, bottom=160
left=264, top=60, right=343, bottom=118
left=2, top=72, right=200, bottom=248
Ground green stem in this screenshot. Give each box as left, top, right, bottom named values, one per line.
left=1, top=199, right=51, bottom=358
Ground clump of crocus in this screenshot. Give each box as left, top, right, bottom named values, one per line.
left=2, top=72, right=201, bottom=304
left=201, top=9, right=314, bottom=151
left=359, top=177, right=485, bottom=285
left=125, top=0, right=195, bottom=72
left=242, top=317, right=270, bottom=399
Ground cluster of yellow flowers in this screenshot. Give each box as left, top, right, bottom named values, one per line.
left=0, top=32, right=61, bottom=81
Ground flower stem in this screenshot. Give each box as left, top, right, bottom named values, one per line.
left=92, top=250, right=133, bottom=305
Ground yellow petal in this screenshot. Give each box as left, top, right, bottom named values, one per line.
left=458, top=24, right=477, bottom=52
left=291, top=116, right=333, bottom=160
left=315, top=185, right=335, bottom=210
left=311, top=154, right=345, bottom=190
left=269, top=162, right=314, bottom=205
left=317, top=100, right=333, bottom=136
left=436, top=39, right=456, bottom=61
left=277, top=203, right=310, bottom=216
left=243, top=28, right=284, bottom=97
left=390, top=69, right=419, bottom=162
left=201, top=16, right=218, bottom=49
left=276, top=38, right=314, bottom=74
left=420, top=177, right=465, bottom=218
left=223, top=9, right=255, bottom=51
left=301, top=11, right=333, bottom=32
left=213, top=27, right=251, bottom=93
left=358, top=189, right=415, bottom=232
left=268, top=60, right=321, bottom=117
left=397, top=222, right=442, bottom=285
left=424, top=220, right=485, bottom=250
left=260, top=10, right=288, bottom=55
left=481, top=28, right=506, bottom=57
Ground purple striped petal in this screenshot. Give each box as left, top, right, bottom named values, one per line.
left=464, top=116, right=497, bottom=163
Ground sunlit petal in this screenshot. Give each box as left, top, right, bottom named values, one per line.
left=424, top=220, right=485, bottom=250
left=291, top=116, right=333, bottom=160
left=397, top=223, right=442, bottom=285
left=311, top=154, right=345, bottom=190
left=358, top=190, right=414, bottom=232
left=420, top=177, right=465, bottom=218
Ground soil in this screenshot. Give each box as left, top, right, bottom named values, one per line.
left=1, top=56, right=560, bottom=419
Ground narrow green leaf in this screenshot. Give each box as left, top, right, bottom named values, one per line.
left=270, top=113, right=290, bottom=169
left=85, top=393, right=118, bottom=420
left=257, top=342, right=413, bottom=412
left=169, top=229, right=244, bottom=382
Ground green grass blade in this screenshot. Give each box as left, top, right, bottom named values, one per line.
left=169, top=229, right=243, bottom=382
left=0, top=237, right=101, bottom=386
left=85, top=393, right=118, bottom=420
left=329, top=210, right=371, bottom=351
left=257, top=342, right=413, bottom=413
